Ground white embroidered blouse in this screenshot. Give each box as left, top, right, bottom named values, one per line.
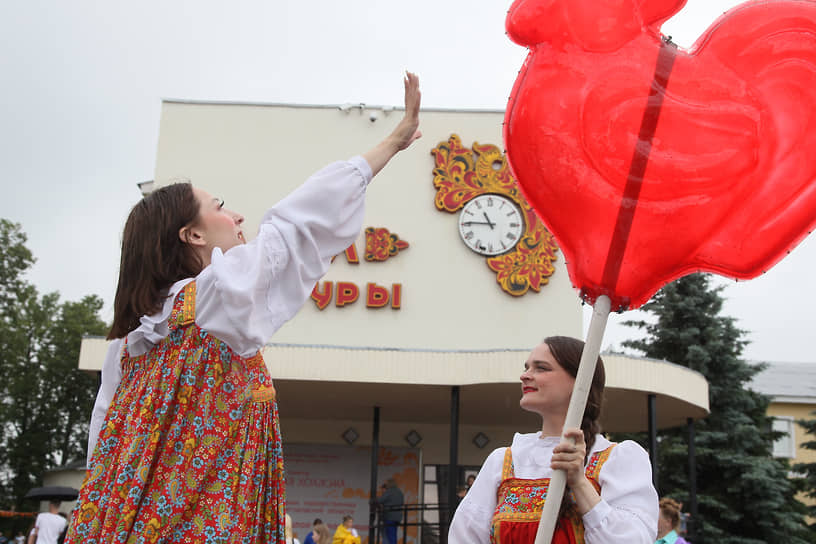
left=448, top=432, right=659, bottom=543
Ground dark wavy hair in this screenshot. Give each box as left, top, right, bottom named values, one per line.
left=108, top=183, right=203, bottom=339
left=542, top=336, right=606, bottom=518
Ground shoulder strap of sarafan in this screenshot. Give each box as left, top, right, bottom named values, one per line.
left=585, top=444, right=616, bottom=481
left=501, top=447, right=515, bottom=480
left=169, top=281, right=196, bottom=328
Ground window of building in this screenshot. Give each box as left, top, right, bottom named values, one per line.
left=771, top=416, right=795, bottom=459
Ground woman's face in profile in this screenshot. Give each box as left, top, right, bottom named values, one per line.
left=189, top=187, right=246, bottom=254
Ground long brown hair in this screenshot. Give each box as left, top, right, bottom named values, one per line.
left=108, top=183, right=203, bottom=339
left=543, top=335, right=606, bottom=454
left=542, top=336, right=606, bottom=519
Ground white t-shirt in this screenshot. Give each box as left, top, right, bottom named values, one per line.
left=86, top=157, right=373, bottom=465
left=34, top=512, right=66, bottom=544
left=449, top=432, right=659, bottom=544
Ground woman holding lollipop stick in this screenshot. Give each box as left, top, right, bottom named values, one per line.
left=66, top=73, right=421, bottom=544
left=449, top=336, right=658, bottom=543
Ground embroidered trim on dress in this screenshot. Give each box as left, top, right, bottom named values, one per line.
left=491, top=444, right=618, bottom=524
left=251, top=385, right=277, bottom=403
left=169, top=281, right=197, bottom=327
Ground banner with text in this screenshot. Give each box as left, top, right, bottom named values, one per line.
left=283, top=444, right=420, bottom=544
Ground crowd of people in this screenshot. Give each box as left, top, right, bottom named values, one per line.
left=235, top=498, right=693, bottom=544
left=252, top=513, right=385, bottom=544
left=29, top=488, right=691, bottom=544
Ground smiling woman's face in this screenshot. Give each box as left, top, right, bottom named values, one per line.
left=518, top=343, right=575, bottom=416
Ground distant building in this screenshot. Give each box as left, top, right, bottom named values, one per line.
left=749, top=361, right=816, bottom=514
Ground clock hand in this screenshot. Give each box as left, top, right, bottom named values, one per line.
left=462, top=221, right=493, bottom=226
left=482, top=212, right=496, bottom=230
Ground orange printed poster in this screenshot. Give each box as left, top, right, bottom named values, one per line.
left=283, top=444, right=420, bottom=544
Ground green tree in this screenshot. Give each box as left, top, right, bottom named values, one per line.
left=619, top=273, right=809, bottom=543
left=793, top=410, right=816, bottom=537
left=0, top=219, right=107, bottom=508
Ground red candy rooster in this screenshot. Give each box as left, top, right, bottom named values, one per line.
left=505, top=0, right=816, bottom=310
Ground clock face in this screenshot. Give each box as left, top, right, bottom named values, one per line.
left=458, top=194, right=524, bottom=256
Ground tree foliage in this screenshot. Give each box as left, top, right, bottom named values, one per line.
left=0, top=219, right=107, bottom=508
left=617, top=273, right=810, bottom=543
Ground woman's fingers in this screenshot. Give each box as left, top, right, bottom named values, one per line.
left=552, top=429, right=587, bottom=483
left=404, top=71, right=421, bottom=114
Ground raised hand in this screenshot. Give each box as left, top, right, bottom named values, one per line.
left=392, top=71, right=422, bottom=151
left=362, top=72, right=422, bottom=177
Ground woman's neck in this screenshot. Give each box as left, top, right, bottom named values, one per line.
left=540, top=412, right=567, bottom=437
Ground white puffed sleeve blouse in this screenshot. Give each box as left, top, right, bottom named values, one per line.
left=87, top=156, right=373, bottom=464
left=449, top=432, right=658, bottom=543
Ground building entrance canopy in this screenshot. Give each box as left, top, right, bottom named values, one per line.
left=264, top=344, right=708, bottom=433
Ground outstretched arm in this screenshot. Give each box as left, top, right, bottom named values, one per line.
left=362, top=72, right=422, bottom=177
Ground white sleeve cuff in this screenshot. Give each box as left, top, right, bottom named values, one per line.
left=348, top=155, right=373, bottom=186
left=581, top=498, right=612, bottom=530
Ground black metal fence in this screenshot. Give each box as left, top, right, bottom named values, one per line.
left=370, top=502, right=454, bottom=544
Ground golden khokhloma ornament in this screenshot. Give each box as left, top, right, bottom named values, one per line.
left=431, top=134, right=559, bottom=296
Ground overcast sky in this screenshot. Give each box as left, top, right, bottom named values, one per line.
left=1, top=0, right=812, bottom=363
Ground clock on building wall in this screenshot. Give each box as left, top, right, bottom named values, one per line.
left=458, top=194, right=523, bottom=256
left=431, top=134, right=560, bottom=297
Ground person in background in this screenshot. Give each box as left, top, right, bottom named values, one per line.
left=376, top=478, right=404, bottom=544
left=449, top=336, right=658, bottom=543
left=455, top=485, right=468, bottom=507
left=27, top=502, right=66, bottom=544
left=465, top=474, right=476, bottom=489
left=656, top=498, right=691, bottom=544
left=285, top=514, right=300, bottom=544
left=303, top=518, right=322, bottom=544
left=312, top=523, right=332, bottom=544
left=332, top=515, right=360, bottom=544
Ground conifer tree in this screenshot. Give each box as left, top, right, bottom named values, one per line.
left=621, top=273, right=809, bottom=543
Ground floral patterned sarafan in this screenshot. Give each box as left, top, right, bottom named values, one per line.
left=66, top=281, right=286, bottom=544
left=489, top=445, right=614, bottom=544
left=431, top=134, right=560, bottom=296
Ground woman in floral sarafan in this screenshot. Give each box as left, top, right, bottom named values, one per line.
left=66, top=74, right=421, bottom=544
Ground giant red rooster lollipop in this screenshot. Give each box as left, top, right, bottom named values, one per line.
left=503, top=0, right=816, bottom=542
